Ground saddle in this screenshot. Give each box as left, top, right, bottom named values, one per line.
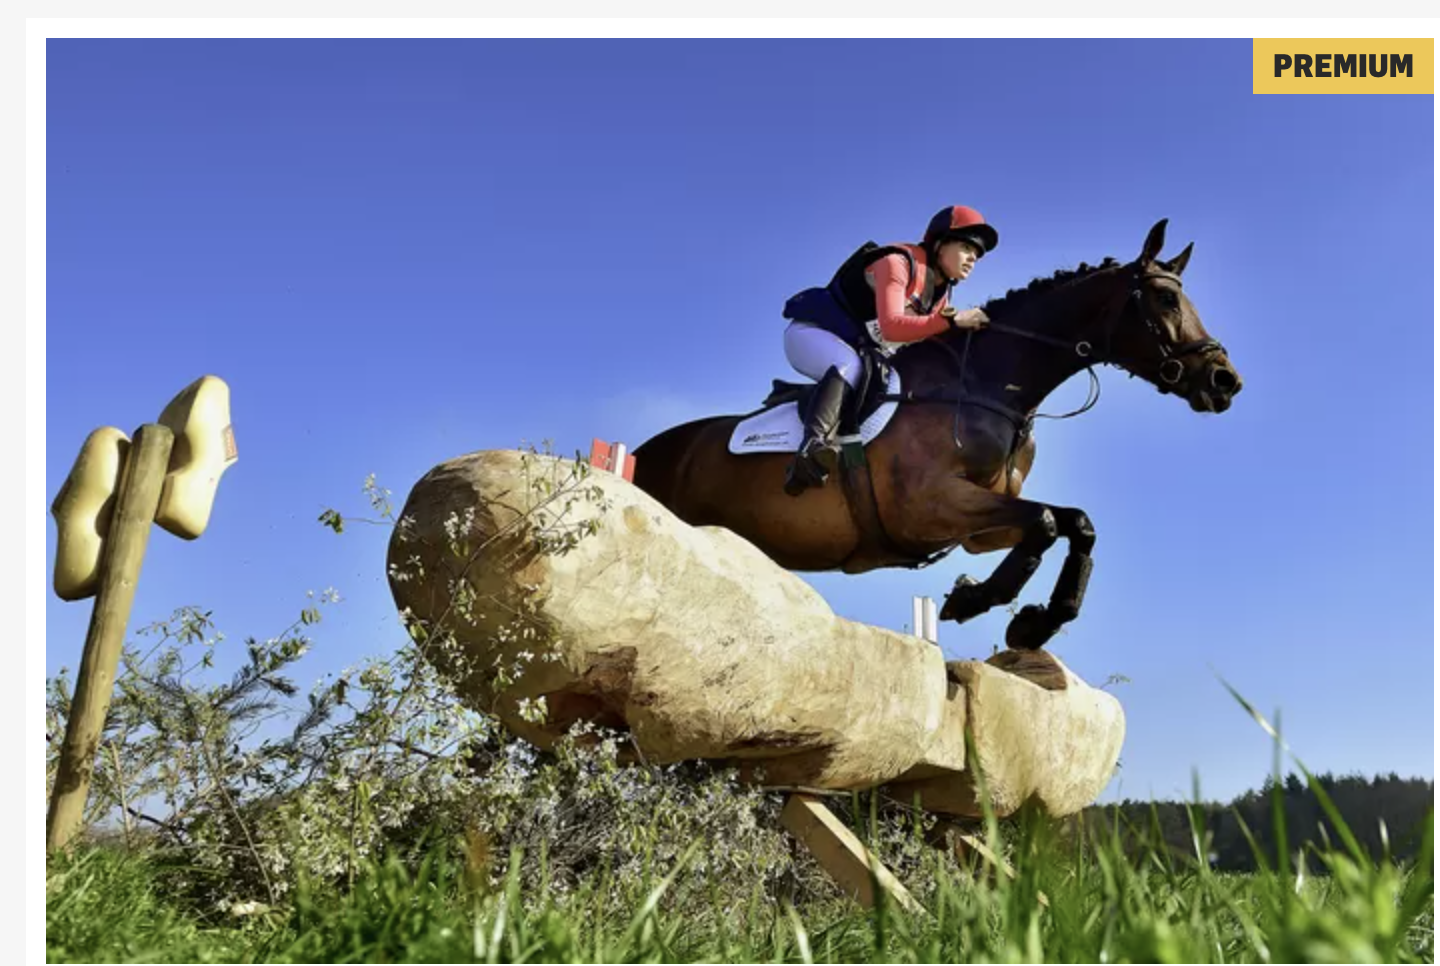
left=760, top=349, right=895, bottom=438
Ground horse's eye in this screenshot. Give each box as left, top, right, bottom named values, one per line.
left=1159, top=291, right=1180, bottom=309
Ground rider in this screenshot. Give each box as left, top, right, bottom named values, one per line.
left=780, top=204, right=999, bottom=495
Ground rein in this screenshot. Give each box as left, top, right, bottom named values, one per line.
left=878, top=264, right=1226, bottom=455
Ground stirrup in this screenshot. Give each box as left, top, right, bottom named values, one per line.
left=805, top=438, right=841, bottom=476
left=784, top=440, right=839, bottom=496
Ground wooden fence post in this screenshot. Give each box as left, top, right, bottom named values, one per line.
left=46, top=424, right=174, bottom=853
left=46, top=375, right=237, bottom=854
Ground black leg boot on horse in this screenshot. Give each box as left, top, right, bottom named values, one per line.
left=784, top=367, right=851, bottom=496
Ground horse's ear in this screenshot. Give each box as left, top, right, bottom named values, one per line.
left=1139, top=218, right=1168, bottom=265
left=1164, top=241, right=1194, bottom=277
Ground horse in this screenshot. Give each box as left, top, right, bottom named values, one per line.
left=630, top=219, right=1242, bottom=651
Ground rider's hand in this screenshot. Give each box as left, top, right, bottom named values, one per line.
left=943, top=306, right=989, bottom=331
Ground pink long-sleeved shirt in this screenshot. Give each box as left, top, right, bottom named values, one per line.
left=865, top=252, right=951, bottom=344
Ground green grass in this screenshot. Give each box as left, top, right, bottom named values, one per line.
left=46, top=678, right=1432, bottom=963
left=47, top=799, right=1433, bottom=964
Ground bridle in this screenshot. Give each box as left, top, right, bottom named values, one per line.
left=1090, top=267, right=1226, bottom=391
left=885, top=262, right=1227, bottom=458
left=981, top=264, right=1226, bottom=396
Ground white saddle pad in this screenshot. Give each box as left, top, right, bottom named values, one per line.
left=727, top=367, right=903, bottom=455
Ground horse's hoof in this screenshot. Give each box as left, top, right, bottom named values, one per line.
left=940, top=575, right=988, bottom=624
left=1005, top=604, right=1057, bottom=651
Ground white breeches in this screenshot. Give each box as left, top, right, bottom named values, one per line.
left=783, top=322, right=863, bottom=389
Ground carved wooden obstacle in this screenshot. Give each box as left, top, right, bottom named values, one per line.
left=388, top=447, right=1125, bottom=914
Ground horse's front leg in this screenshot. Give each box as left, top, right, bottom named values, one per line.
left=878, top=410, right=1097, bottom=649
left=934, top=489, right=1056, bottom=626
left=921, top=485, right=1097, bottom=651
left=1002, top=506, right=1096, bottom=651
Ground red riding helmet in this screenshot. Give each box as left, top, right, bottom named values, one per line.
left=923, top=205, right=999, bottom=254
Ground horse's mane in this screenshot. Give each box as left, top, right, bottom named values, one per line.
left=976, top=257, right=1124, bottom=320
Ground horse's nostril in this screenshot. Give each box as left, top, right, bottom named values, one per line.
left=1211, top=367, right=1239, bottom=393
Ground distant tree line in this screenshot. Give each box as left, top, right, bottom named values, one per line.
left=1072, top=772, right=1433, bottom=872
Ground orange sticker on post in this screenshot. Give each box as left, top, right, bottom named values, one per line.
left=1253, top=38, right=1433, bottom=94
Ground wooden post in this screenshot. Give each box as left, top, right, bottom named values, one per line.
left=46, top=423, right=175, bottom=854
left=588, top=438, right=636, bottom=482
left=780, top=793, right=924, bottom=916
left=909, top=596, right=938, bottom=644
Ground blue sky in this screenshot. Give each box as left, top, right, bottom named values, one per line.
left=44, top=38, right=1433, bottom=804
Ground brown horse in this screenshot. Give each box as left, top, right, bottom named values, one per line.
left=631, top=220, right=1242, bottom=651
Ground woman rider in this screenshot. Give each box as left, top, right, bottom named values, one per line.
left=780, top=204, right=999, bottom=495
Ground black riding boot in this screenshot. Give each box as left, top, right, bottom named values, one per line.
left=784, top=367, right=851, bottom=496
